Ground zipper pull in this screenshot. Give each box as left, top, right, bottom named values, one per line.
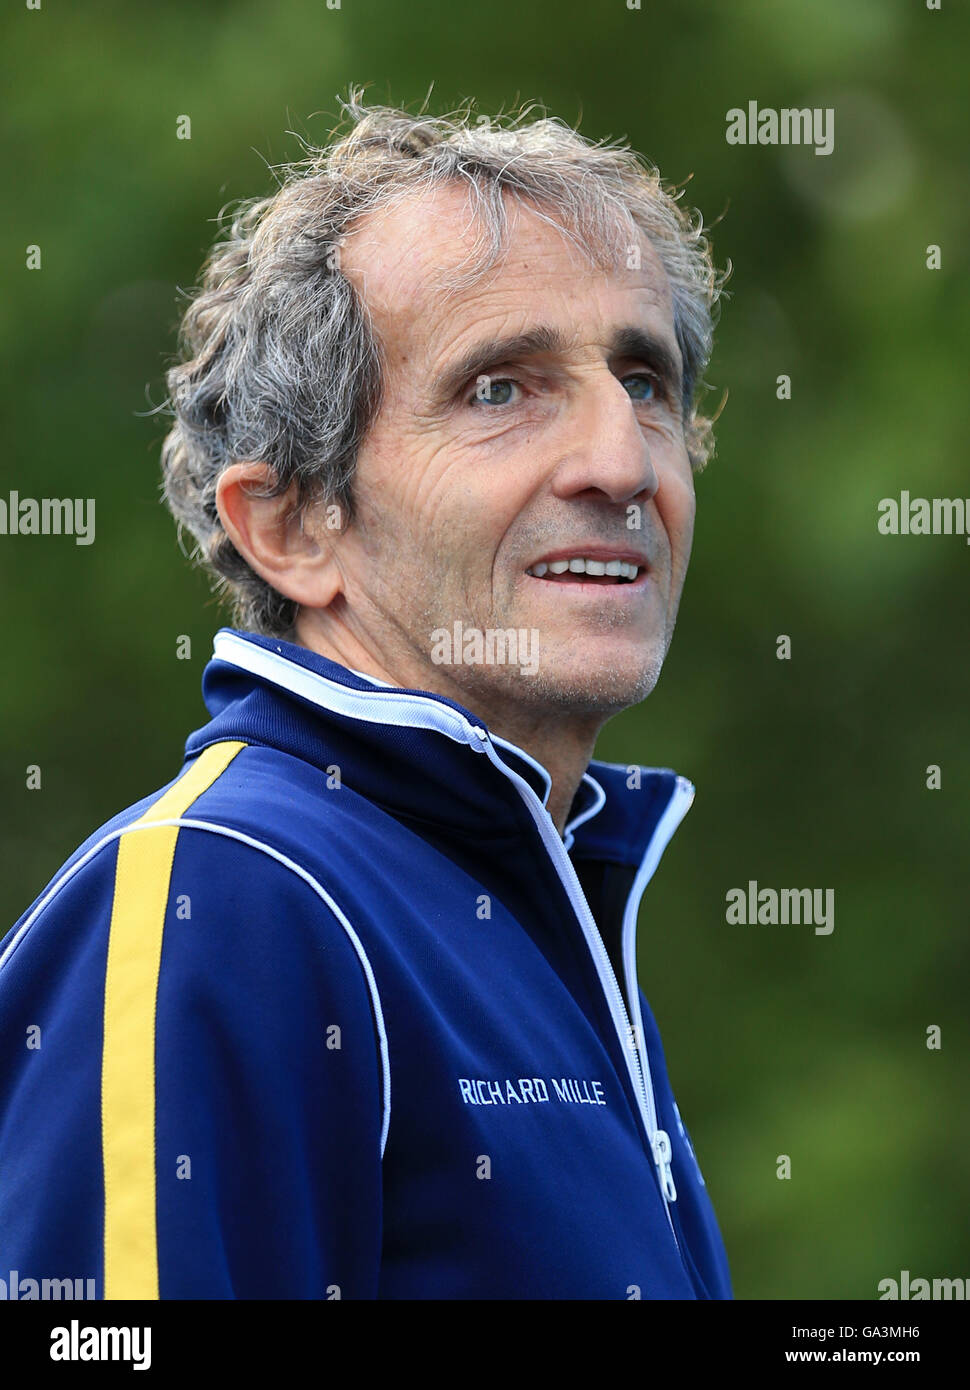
left=651, top=1129, right=678, bottom=1202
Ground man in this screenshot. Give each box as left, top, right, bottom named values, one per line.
left=0, top=91, right=730, bottom=1299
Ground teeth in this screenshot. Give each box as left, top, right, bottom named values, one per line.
left=528, top=556, right=642, bottom=580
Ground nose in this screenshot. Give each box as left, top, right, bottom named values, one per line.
left=549, top=368, right=660, bottom=507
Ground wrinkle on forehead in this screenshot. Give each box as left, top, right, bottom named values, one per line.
left=340, top=182, right=676, bottom=388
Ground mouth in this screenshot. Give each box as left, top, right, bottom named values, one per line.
left=524, top=553, right=648, bottom=587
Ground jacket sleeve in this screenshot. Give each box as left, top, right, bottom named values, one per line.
left=0, top=820, right=385, bottom=1300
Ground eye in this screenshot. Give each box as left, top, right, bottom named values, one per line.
left=622, top=372, right=658, bottom=402
left=468, top=375, right=521, bottom=407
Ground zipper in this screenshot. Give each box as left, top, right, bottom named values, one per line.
left=477, top=733, right=692, bottom=1254
left=620, top=775, right=697, bottom=1207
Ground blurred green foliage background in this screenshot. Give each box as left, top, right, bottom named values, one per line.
left=2, top=0, right=968, bottom=1300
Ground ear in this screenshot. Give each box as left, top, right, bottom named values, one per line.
left=215, top=461, right=344, bottom=608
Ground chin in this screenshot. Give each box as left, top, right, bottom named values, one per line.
left=517, top=650, right=667, bottom=715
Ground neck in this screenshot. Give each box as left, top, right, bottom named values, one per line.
left=500, top=716, right=600, bottom=836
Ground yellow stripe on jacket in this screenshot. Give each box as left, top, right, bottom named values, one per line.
left=102, top=740, right=246, bottom=1300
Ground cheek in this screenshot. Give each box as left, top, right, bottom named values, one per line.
left=351, top=435, right=446, bottom=554
left=408, top=461, right=536, bottom=577
left=656, top=464, right=695, bottom=547
left=356, top=415, right=540, bottom=586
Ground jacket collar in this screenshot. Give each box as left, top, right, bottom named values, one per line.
left=187, top=628, right=693, bottom=871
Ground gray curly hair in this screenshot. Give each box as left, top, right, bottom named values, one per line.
left=160, top=86, right=726, bottom=637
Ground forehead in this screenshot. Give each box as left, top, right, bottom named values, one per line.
left=339, top=182, right=678, bottom=378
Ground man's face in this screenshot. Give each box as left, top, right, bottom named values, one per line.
left=317, top=183, right=695, bottom=721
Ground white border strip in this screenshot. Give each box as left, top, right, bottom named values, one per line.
left=213, top=631, right=485, bottom=751
left=490, top=731, right=552, bottom=805
left=0, top=817, right=392, bottom=1160
left=621, top=774, right=697, bottom=1186
left=563, top=772, right=607, bottom=850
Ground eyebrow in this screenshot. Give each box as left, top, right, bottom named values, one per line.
left=429, top=323, right=685, bottom=408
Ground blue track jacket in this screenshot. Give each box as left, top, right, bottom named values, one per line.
left=0, top=628, right=732, bottom=1300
